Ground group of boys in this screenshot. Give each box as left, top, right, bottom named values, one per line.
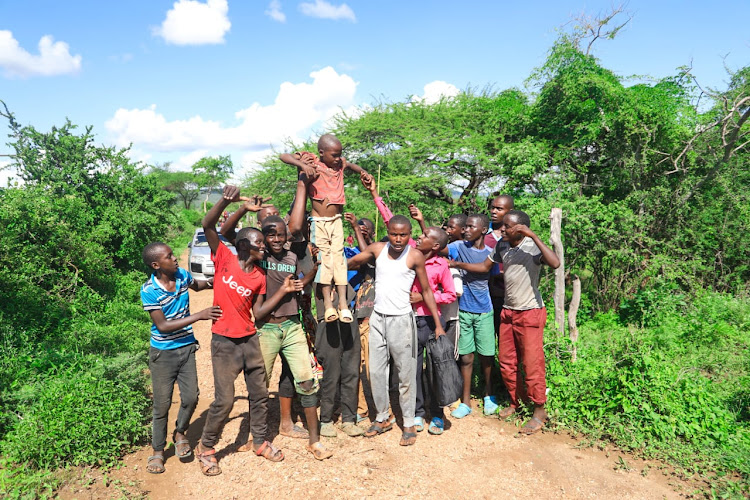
left=140, top=134, right=560, bottom=476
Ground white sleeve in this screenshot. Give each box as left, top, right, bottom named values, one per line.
left=451, top=268, right=463, bottom=297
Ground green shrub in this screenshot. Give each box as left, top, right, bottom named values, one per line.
left=1, top=362, right=149, bottom=470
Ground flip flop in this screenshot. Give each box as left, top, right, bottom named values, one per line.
left=364, top=420, right=393, bottom=437
left=399, top=431, right=417, bottom=446
left=498, top=406, right=517, bottom=420
left=279, top=424, right=309, bottom=439
left=147, top=454, right=165, bottom=474
left=307, top=441, right=333, bottom=460
left=195, top=445, right=221, bottom=476
left=324, top=308, right=339, bottom=323
left=173, top=432, right=192, bottom=458
left=515, top=416, right=548, bottom=437
left=428, top=417, right=444, bottom=435
left=339, top=308, right=353, bottom=323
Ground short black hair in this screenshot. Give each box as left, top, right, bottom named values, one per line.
left=426, top=226, right=449, bottom=250
left=388, top=214, right=412, bottom=230
left=468, top=213, right=490, bottom=231
left=237, top=226, right=263, bottom=243
left=142, top=242, right=167, bottom=269
left=261, top=215, right=286, bottom=234
left=448, top=214, right=467, bottom=226
left=488, top=194, right=515, bottom=209
left=358, top=217, right=374, bottom=232
left=318, top=133, right=341, bottom=151
left=505, top=209, right=531, bottom=227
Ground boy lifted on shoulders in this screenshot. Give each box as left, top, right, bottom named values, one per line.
left=280, top=134, right=371, bottom=324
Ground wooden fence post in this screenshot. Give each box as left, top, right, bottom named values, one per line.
left=550, top=208, right=565, bottom=337
left=568, top=275, right=581, bottom=362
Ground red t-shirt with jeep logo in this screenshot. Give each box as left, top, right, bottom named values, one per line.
left=211, top=243, right=266, bottom=338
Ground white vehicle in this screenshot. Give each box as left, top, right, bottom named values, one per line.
left=187, top=228, right=237, bottom=281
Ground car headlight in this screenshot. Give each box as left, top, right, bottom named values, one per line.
left=191, top=255, right=206, bottom=263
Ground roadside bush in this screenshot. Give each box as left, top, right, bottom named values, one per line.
left=1, top=361, right=149, bottom=470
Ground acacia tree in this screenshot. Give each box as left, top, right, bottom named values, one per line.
left=149, top=163, right=201, bottom=209
left=192, top=155, right=233, bottom=212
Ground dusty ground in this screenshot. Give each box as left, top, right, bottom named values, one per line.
left=58, top=251, right=694, bottom=499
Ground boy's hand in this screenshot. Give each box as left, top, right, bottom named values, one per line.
left=408, top=204, right=423, bottom=223
left=344, top=212, right=357, bottom=227
left=222, top=185, right=241, bottom=202
left=239, top=194, right=272, bottom=212
left=360, top=172, right=375, bottom=191
left=297, top=152, right=318, bottom=179
left=308, top=243, right=319, bottom=261
left=505, top=224, right=534, bottom=239
left=198, top=306, right=222, bottom=321
left=281, top=275, right=304, bottom=293
left=409, top=291, right=423, bottom=304
left=434, top=324, right=446, bottom=337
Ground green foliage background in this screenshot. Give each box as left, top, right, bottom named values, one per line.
left=1, top=28, right=749, bottom=498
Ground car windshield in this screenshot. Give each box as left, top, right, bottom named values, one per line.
left=193, top=232, right=234, bottom=247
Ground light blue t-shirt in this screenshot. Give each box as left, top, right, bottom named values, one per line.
left=141, top=267, right=197, bottom=350
left=448, top=240, right=492, bottom=313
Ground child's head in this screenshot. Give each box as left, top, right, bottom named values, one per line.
left=416, top=226, right=449, bottom=257
left=463, top=214, right=489, bottom=243
left=236, top=227, right=266, bottom=261
left=261, top=215, right=288, bottom=256
left=444, top=214, right=467, bottom=242
left=357, top=217, right=375, bottom=244
left=501, top=210, right=531, bottom=245
left=257, top=205, right=280, bottom=225
left=317, top=134, right=343, bottom=170
left=387, top=215, right=412, bottom=252
left=488, top=195, right=514, bottom=226
left=142, top=242, right=177, bottom=275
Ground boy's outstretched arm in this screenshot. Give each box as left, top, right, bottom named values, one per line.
left=347, top=242, right=381, bottom=269
left=288, top=174, right=310, bottom=237
left=252, top=275, right=304, bottom=322
left=344, top=212, right=368, bottom=250
left=148, top=306, right=222, bottom=333
left=280, top=152, right=317, bottom=180
left=203, top=185, right=240, bottom=255
left=345, top=160, right=369, bottom=178
left=450, top=257, right=494, bottom=273
left=508, top=225, right=561, bottom=268
left=190, top=278, right=214, bottom=291
left=360, top=172, right=393, bottom=225
left=408, top=204, right=428, bottom=234
left=220, top=194, right=272, bottom=244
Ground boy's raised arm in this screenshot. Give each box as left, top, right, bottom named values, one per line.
left=508, top=225, right=561, bottom=269
left=220, top=194, right=272, bottom=244
left=280, top=152, right=317, bottom=180
left=345, top=160, right=369, bottom=178
left=408, top=204, right=428, bottom=234
left=203, top=185, right=240, bottom=254
left=288, top=174, right=310, bottom=237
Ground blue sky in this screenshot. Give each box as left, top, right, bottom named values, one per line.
left=1, top=0, right=749, bottom=184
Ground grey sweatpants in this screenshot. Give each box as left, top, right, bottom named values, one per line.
left=369, top=311, right=418, bottom=428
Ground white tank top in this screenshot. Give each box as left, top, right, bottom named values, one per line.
left=374, top=243, right=415, bottom=315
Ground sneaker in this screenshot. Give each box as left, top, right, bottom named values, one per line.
left=413, top=416, right=425, bottom=432
left=320, top=421, right=337, bottom=437
left=450, top=403, right=472, bottom=419
left=341, top=422, right=364, bottom=437
left=483, top=395, right=499, bottom=415
left=428, top=417, right=444, bottom=435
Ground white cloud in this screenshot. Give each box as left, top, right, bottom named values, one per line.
left=298, top=0, right=356, bottom=22
left=413, top=80, right=460, bottom=104
left=105, top=66, right=358, bottom=155
left=153, top=0, right=231, bottom=45
left=265, top=0, right=286, bottom=23
left=172, top=149, right=210, bottom=171
left=0, top=160, right=23, bottom=186
left=0, top=30, right=81, bottom=78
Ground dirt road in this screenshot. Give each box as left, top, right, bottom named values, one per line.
left=59, top=250, right=687, bottom=499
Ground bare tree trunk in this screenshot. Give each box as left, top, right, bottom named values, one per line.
left=550, top=208, right=565, bottom=336
left=568, top=275, right=581, bottom=362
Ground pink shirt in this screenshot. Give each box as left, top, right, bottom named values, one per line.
left=411, top=254, right=456, bottom=316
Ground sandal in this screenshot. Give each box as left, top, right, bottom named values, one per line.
left=515, top=416, right=548, bottom=437
left=195, top=445, right=221, bottom=476
left=173, top=431, right=191, bottom=458
left=147, top=454, right=165, bottom=474
left=324, top=308, right=339, bottom=323
left=498, top=406, right=517, bottom=420
left=364, top=420, right=393, bottom=438
left=279, top=424, right=309, bottom=439
left=428, top=417, right=444, bottom=435
left=307, top=441, right=333, bottom=460
left=399, top=431, right=417, bottom=446
left=255, top=440, right=284, bottom=462
left=338, top=308, right=353, bottom=323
